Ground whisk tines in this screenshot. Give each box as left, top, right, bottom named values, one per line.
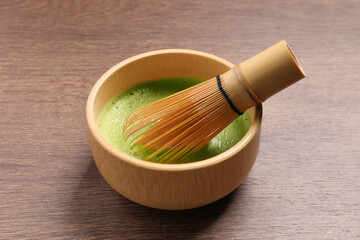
left=123, top=77, right=239, bottom=163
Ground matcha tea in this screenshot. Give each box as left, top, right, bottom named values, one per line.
left=97, top=77, right=251, bottom=164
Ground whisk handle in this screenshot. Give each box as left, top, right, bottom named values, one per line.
left=236, top=40, right=305, bottom=103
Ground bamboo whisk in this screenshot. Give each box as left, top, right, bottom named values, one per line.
left=124, top=40, right=306, bottom=163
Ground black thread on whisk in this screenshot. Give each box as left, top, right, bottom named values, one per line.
left=216, top=75, right=243, bottom=116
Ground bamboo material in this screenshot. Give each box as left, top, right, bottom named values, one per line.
left=86, top=49, right=262, bottom=210
left=124, top=41, right=305, bottom=163
left=238, top=40, right=306, bottom=102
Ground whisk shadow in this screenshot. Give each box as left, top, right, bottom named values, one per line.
left=68, top=155, right=245, bottom=239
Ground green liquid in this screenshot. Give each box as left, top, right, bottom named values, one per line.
left=97, top=77, right=251, bottom=164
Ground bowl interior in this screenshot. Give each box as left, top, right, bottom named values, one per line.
left=87, top=49, right=261, bottom=168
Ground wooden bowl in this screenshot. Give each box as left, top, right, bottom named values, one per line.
left=86, top=49, right=262, bottom=210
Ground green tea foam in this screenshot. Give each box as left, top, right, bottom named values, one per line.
left=98, top=77, right=251, bottom=164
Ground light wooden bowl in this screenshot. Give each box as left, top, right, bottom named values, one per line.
left=86, top=49, right=262, bottom=210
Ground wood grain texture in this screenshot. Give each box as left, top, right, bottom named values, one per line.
left=0, top=0, right=359, bottom=239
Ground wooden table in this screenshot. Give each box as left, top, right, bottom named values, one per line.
left=1, top=0, right=359, bottom=239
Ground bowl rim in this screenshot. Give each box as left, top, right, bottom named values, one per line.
left=86, top=49, right=262, bottom=172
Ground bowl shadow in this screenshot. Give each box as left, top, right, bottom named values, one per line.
left=67, top=155, right=247, bottom=239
